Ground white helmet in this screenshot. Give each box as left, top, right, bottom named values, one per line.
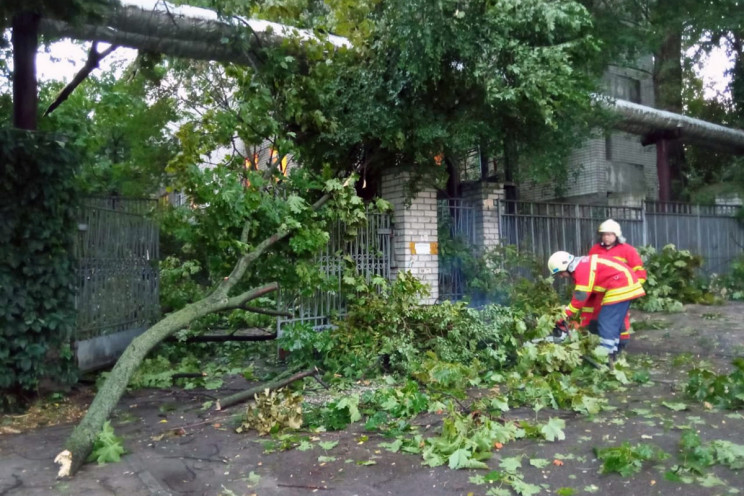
left=548, top=251, right=575, bottom=274
left=598, top=219, right=622, bottom=237
left=597, top=219, right=626, bottom=243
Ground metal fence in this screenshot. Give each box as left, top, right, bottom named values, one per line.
left=74, top=197, right=160, bottom=343
left=437, top=199, right=477, bottom=301
left=277, top=211, right=392, bottom=331
left=498, top=200, right=744, bottom=275
left=645, top=201, right=744, bottom=275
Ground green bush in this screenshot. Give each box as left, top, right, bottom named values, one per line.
left=0, top=129, right=80, bottom=409
left=278, top=271, right=560, bottom=379
left=637, top=244, right=709, bottom=312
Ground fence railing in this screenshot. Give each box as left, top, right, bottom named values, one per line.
left=437, top=199, right=477, bottom=301
left=74, top=197, right=160, bottom=342
left=644, top=201, right=744, bottom=275
left=498, top=199, right=743, bottom=275
left=277, top=210, right=392, bottom=332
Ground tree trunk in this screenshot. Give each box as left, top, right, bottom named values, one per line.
left=11, top=12, right=40, bottom=130
left=731, top=32, right=744, bottom=127
left=653, top=8, right=686, bottom=200
left=57, top=283, right=278, bottom=477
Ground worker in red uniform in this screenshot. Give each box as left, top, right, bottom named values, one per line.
left=548, top=251, right=645, bottom=362
left=581, top=220, right=646, bottom=352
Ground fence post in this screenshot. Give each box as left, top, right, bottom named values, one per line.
left=696, top=204, right=702, bottom=255
left=574, top=204, right=581, bottom=254
left=496, top=198, right=501, bottom=246
left=642, top=201, right=647, bottom=247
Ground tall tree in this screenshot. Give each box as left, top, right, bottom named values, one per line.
left=579, top=0, right=744, bottom=200
left=53, top=0, right=605, bottom=476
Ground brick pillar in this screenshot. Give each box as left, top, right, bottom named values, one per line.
left=461, top=181, right=505, bottom=252
left=380, top=171, right=439, bottom=304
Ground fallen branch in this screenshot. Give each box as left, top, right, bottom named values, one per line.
left=277, top=483, right=332, bottom=490
left=215, top=367, right=319, bottom=411
left=170, top=372, right=206, bottom=380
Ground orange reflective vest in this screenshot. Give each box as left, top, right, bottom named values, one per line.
left=563, top=254, right=645, bottom=320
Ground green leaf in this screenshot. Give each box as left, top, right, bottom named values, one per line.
left=529, top=458, right=550, bottom=468
left=87, top=421, right=126, bottom=465
left=378, top=438, right=403, bottom=453
left=499, top=455, right=523, bottom=474
left=540, top=417, right=566, bottom=442
left=317, top=455, right=337, bottom=463
left=319, top=440, right=339, bottom=450
left=511, top=477, right=541, bottom=496
left=297, top=440, right=313, bottom=451
left=246, top=471, right=261, bottom=485
left=486, top=488, right=512, bottom=496
left=448, top=449, right=488, bottom=470
left=661, top=401, right=688, bottom=411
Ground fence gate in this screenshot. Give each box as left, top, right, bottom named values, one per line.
left=437, top=199, right=476, bottom=301
left=74, top=197, right=159, bottom=371
left=277, top=211, right=391, bottom=332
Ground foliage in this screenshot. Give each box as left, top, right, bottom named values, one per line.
left=364, top=380, right=430, bottom=419
left=636, top=244, right=709, bottom=312
left=280, top=271, right=560, bottom=379
left=303, top=394, right=361, bottom=431
left=668, top=430, right=744, bottom=481
left=594, top=442, right=669, bottom=476
left=87, top=420, right=126, bottom=465
left=0, top=129, right=79, bottom=409
left=413, top=354, right=481, bottom=393
left=237, top=388, right=303, bottom=436
left=37, top=69, right=180, bottom=197
left=422, top=406, right=526, bottom=470
left=707, top=253, right=744, bottom=301
left=159, top=256, right=207, bottom=313
left=685, top=358, right=744, bottom=410
left=437, top=238, right=560, bottom=311
left=169, top=0, right=604, bottom=205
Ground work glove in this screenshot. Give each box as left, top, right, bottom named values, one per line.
left=552, top=320, right=569, bottom=340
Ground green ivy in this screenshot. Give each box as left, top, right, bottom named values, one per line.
left=0, top=129, right=80, bottom=409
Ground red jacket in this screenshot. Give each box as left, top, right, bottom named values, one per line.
left=588, top=242, right=647, bottom=283
left=563, top=254, right=646, bottom=320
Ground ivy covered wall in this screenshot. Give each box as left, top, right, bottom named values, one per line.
left=0, top=129, right=80, bottom=408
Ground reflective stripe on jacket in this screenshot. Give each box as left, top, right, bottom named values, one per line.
left=588, top=242, right=647, bottom=284
left=563, top=255, right=645, bottom=319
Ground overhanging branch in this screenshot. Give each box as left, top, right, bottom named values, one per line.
left=44, top=42, right=118, bottom=117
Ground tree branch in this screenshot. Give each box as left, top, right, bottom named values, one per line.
left=215, top=367, right=319, bottom=411
left=241, top=306, right=292, bottom=317
left=44, top=42, right=118, bottom=117
left=215, top=175, right=353, bottom=297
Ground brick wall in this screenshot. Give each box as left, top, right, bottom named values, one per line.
left=461, top=181, right=505, bottom=251
left=380, top=171, right=439, bottom=303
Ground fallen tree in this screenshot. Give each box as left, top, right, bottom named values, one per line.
left=55, top=178, right=354, bottom=477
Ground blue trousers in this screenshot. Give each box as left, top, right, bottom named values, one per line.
left=597, top=300, right=631, bottom=354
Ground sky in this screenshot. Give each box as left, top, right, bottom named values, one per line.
left=37, top=38, right=734, bottom=100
